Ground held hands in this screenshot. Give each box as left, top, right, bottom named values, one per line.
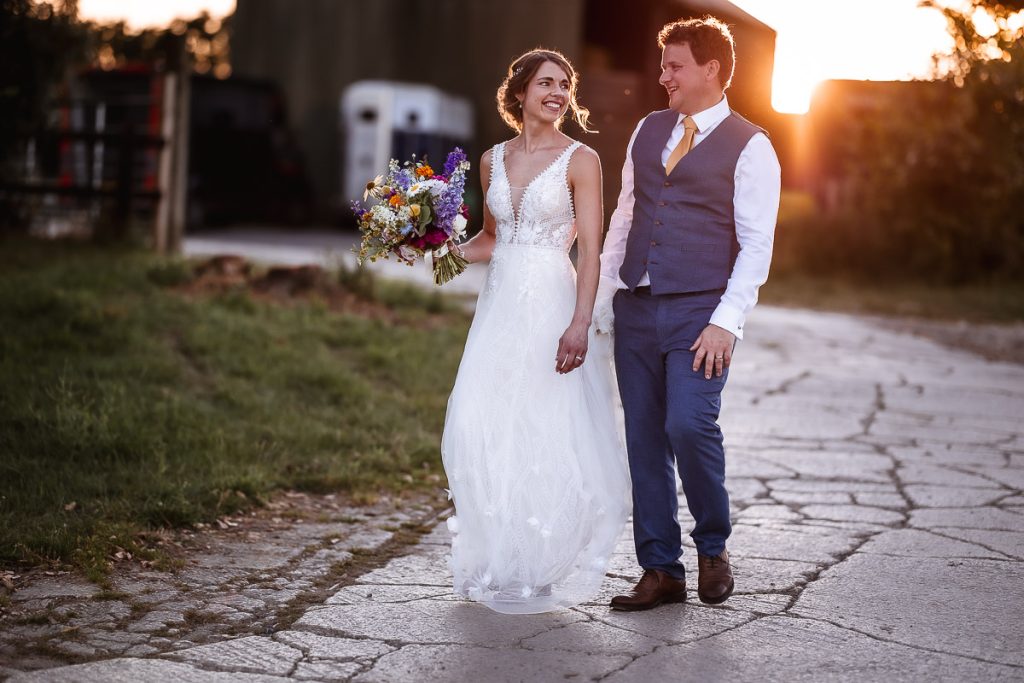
left=555, top=321, right=589, bottom=374
left=592, top=276, right=618, bottom=335
left=690, top=324, right=736, bottom=379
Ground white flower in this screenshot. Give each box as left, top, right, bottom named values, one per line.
left=446, top=516, right=460, bottom=533
left=452, top=214, right=468, bottom=239
left=526, top=517, right=540, bottom=528
left=540, top=526, right=552, bottom=539
left=369, top=204, right=398, bottom=227
left=443, top=488, right=453, bottom=501
left=408, top=179, right=446, bottom=197
left=521, top=586, right=533, bottom=598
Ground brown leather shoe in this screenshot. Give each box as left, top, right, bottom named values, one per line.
left=610, top=569, right=687, bottom=611
left=697, top=549, right=735, bottom=604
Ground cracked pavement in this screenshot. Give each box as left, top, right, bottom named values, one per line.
left=4, top=305, right=1023, bottom=681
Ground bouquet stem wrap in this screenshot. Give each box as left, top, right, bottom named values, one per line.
left=432, top=243, right=469, bottom=286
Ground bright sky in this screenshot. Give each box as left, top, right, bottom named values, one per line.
left=79, top=0, right=958, bottom=115
left=78, top=0, right=236, bottom=29
left=731, top=0, right=955, bottom=113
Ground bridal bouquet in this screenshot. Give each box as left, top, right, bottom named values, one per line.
left=352, top=148, right=471, bottom=286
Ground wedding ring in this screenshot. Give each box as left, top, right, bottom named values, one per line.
left=575, top=355, right=583, bottom=361
left=715, top=355, right=724, bottom=359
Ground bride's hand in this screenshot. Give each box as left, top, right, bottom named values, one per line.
left=555, top=322, right=589, bottom=374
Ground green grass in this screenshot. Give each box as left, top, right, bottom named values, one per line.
left=760, top=275, right=1024, bottom=323
left=765, top=190, right=1024, bottom=323
left=0, top=238, right=469, bottom=580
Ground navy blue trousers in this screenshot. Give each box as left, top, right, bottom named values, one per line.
left=613, top=287, right=731, bottom=580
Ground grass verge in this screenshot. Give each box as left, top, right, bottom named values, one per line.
left=760, top=274, right=1024, bottom=324
left=0, top=238, right=469, bottom=581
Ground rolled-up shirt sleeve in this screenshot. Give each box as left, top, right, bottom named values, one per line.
left=709, top=132, right=781, bottom=340
left=600, top=118, right=645, bottom=284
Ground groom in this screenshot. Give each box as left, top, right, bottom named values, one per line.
left=597, top=16, right=780, bottom=610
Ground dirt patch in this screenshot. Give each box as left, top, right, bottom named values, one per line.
left=179, top=256, right=402, bottom=322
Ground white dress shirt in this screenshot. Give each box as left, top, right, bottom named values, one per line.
left=598, top=95, right=781, bottom=339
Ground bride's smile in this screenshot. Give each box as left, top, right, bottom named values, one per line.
left=517, top=61, right=572, bottom=124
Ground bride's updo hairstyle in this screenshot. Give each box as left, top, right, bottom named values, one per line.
left=496, top=48, right=595, bottom=133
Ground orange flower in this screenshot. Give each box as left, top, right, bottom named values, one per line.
left=415, top=164, right=434, bottom=178
left=389, top=194, right=404, bottom=207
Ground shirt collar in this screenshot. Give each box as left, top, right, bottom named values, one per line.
left=676, top=94, right=730, bottom=132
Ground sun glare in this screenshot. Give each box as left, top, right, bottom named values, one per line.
left=78, top=0, right=236, bottom=30
left=732, top=0, right=955, bottom=114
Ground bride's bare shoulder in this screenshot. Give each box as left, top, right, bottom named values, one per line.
left=567, top=142, right=602, bottom=173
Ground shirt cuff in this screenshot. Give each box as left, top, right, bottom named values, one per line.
left=709, top=303, right=745, bottom=341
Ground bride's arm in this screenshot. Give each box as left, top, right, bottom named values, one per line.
left=455, top=149, right=497, bottom=264
left=555, top=146, right=603, bottom=374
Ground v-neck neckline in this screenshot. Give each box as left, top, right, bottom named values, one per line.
left=501, top=141, right=578, bottom=225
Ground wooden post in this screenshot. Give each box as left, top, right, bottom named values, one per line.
left=153, top=38, right=191, bottom=255
left=168, top=53, right=191, bottom=254
left=154, top=72, right=177, bottom=253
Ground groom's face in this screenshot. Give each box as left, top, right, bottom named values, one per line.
left=659, top=43, right=711, bottom=114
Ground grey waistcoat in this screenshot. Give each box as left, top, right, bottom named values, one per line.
left=619, top=108, right=764, bottom=294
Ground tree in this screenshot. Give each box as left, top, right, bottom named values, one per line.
left=780, top=2, right=1024, bottom=283
left=87, top=12, right=232, bottom=79
left=923, top=0, right=1024, bottom=280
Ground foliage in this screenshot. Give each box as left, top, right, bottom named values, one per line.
left=788, top=2, right=1024, bottom=284
left=0, top=239, right=468, bottom=576
left=87, top=11, right=232, bottom=78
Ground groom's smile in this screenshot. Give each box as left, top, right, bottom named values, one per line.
left=659, top=42, right=721, bottom=115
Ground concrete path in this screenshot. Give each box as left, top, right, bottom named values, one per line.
left=6, top=233, right=1023, bottom=681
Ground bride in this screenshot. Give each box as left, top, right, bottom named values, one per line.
left=441, top=49, right=631, bottom=614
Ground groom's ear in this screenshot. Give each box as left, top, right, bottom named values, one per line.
left=705, top=59, right=721, bottom=83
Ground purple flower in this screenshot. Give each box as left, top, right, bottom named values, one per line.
left=433, top=148, right=468, bottom=234
left=443, top=147, right=467, bottom=177
left=393, top=168, right=413, bottom=191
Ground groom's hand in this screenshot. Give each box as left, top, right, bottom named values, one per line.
left=690, top=324, right=736, bottom=379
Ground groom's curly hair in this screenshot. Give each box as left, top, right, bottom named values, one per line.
left=496, top=49, right=595, bottom=133
left=658, top=16, right=736, bottom=90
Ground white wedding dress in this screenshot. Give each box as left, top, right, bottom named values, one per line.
left=441, top=140, right=631, bottom=614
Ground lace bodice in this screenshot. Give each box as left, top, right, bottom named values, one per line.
left=486, top=140, right=582, bottom=251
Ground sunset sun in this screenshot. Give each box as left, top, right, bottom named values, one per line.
left=732, top=0, right=955, bottom=114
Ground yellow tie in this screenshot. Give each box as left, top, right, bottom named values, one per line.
left=665, top=116, right=698, bottom=175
